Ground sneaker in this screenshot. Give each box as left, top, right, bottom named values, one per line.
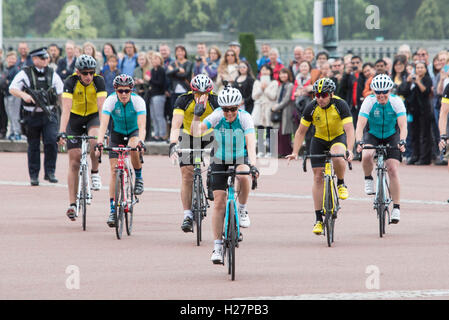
left=107, top=211, right=116, bottom=228
left=66, top=205, right=76, bottom=221
left=91, top=173, right=102, bottom=191
left=390, top=208, right=400, bottom=224
left=265, top=152, right=272, bottom=158
left=181, top=216, right=193, bottom=233
left=211, top=246, right=224, bottom=264
left=134, top=178, right=144, bottom=195
left=239, top=210, right=251, bottom=228
left=337, top=184, right=349, bottom=200
left=257, top=152, right=264, bottom=158
left=364, top=179, right=375, bottom=195
left=313, top=221, right=324, bottom=235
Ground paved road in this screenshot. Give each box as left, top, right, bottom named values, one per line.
left=1, top=152, right=449, bottom=300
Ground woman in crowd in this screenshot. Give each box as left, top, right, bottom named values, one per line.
left=233, top=60, right=255, bottom=114
left=251, top=64, right=279, bottom=158
left=272, top=68, right=296, bottom=157
left=148, top=53, right=167, bottom=142
left=292, top=61, right=313, bottom=141
left=133, top=52, right=151, bottom=99
left=267, top=48, right=284, bottom=82
left=82, top=42, right=101, bottom=74
left=203, top=46, right=221, bottom=83
left=166, top=45, right=193, bottom=105
left=215, top=49, right=240, bottom=93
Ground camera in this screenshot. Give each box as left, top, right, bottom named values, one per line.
left=195, top=56, right=202, bottom=62
left=412, top=75, right=416, bottom=81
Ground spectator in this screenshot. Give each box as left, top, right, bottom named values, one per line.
left=350, top=56, right=365, bottom=124
left=203, top=46, right=221, bottom=83
left=384, top=57, right=393, bottom=76
left=233, top=60, right=255, bottom=114
left=193, top=42, right=209, bottom=76
left=159, top=43, right=174, bottom=135
left=82, top=42, right=101, bottom=74
left=100, top=54, right=121, bottom=96
left=330, top=58, right=345, bottom=94
left=272, top=68, right=296, bottom=157
left=363, top=59, right=387, bottom=97
left=397, top=44, right=412, bottom=62
left=133, top=52, right=151, bottom=99
left=215, top=49, right=240, bottom=93
left=267, top=48, right=284, bottom=82
left=289, top=46, right=304, bottom=78
left=119, top=41, right=139, bottom=76
left=159, top=43, right=174, bottom=69
left=56, top=40, right=77, bottom=81
left=417, top=48, right=430, bottom=66
left=47, top=43, right=61, bottom=71
left=257, top=43, right=272, bottom=72
left=303, top=47, right=316, bottom=68
left=74, top=45, right=82, bottom=58
left=315, top=51, right=329, bottom=70
left=251, top=64, right=278, bottom=158
left=318, top=61, right=332, bottom=79
left=405, top=61, right=433, bottom=165
left=101, top=43, right=117, bottom=72
left=229, top=41, right=246, bottom=62
left=166, top=45, right=193, bottom=106
left=0, top=51, right=21, bottom=140
left=148, top=53, right=167, bottom=142
left=15, top=42, right=32, bottom=69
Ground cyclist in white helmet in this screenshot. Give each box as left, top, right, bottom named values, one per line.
left=355, top=74, right=407, bottom=224
left=191, top=86, right=259, bottom=264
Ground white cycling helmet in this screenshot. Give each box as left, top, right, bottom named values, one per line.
left=370, top=74, right=394, bottom=91
left=190, top=74, right=213, bottom=93
left=218, top=87, right=243, bottom=107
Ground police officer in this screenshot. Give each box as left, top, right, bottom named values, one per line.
left=9, top=47, right=64, bottom=186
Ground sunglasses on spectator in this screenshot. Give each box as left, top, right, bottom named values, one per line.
left=117, top=89, right=132, bottom=94
left=315, top=92, right=330, bottom=99
left=80, top=71, right=95, bottom=76
left=222, top=107, right=239, bottom=113
left=374, top=90, right=389, bottom=95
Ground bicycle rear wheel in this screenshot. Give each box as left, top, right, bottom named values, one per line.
left=227, top=201, right=237, bottom=281
left=81, top=168, right=87, bottom=231
left=125, top=166, right=134, bottom=236
left=114, top=172, right=125, bottom=239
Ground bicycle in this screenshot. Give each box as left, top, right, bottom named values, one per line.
left=362, top=145, right=397, bottom=237
left=66, top=134, right=97, bottom=231
left=303, top=151, right=351, bottom=247
left=211, top=166, right=257, bottom=281
left=177, top=147, right=212, bottom=246
left=99, top=144, right=143, bottom=239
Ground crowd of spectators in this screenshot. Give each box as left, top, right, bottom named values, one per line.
left=0, top=40, right=448, bottom=165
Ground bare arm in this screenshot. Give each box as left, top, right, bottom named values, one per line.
left=137, top=114, right=146, bottom=142
left=439, top=103, right=449, bottom=136
left=245, top=132, right=257, bottom=166
left=59, top=97, right=72, bottom=135
left=190, top=115, right=208, bottom=138
left=343, top=122, right=355, bottom=156
left=286, top=123, right=309, bottom=161
left=97, top=112, right=110, bottom=145
left=169, top=113, right=184, bottom=144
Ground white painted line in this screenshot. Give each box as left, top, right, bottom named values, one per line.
left=0, top=180, right=446, bottom=205
left=235, top=289, right=449, bottom=300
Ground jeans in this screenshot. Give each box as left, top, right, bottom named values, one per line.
left=4, top=95, right=21, bottom=135
left=150, top=95, right=167, bottom=138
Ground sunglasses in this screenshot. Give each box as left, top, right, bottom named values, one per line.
left=80, top=71, right=95, bottom=76
left=374, top=90, right=389, bottom=95
left=117, top=89, right=132, bottom=94
left=222, top=107, right=239, bottom=113
left=315, top=92, right=330, bottom=99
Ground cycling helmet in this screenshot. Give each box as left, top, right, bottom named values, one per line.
left=312, top=78, right=336, bottom=94
left=190, top=74, right=213, bottom=93
left=370, top=74, right=394, bottom=91
left=75, top=54, right=97, bottom=71
left=113, top=74, right=135, bottom=89
left=218, top=87, right=243, bottom=107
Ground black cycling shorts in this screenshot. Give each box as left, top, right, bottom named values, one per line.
left=363, top=131, right=402, bottom=162
left=66, top=112, right=100, bottom=150
left=108, top=129, right=139, bottom=159
left=209, top=157, right=250, bottom=191
left=310, top=134, right=347, bottom=168
left=178, top=132, right=214, bottom=167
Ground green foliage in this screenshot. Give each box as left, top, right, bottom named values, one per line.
left=239, top=33, right=257, bottom=73
left=414, top=0, right=445, bottom=39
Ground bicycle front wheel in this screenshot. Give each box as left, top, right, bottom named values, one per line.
left=81, top=168, right=88, bottom=231
left=114, top=172, right=125, bottom=240
left=125, top=166, right=134, bottom=236
left=193, top=175, right=203, bottom=246
left=324, top=177, right=334, bottom=247
left=227, top=201, right=237, bottom=281
left=377, top=172, right=386, bottom=237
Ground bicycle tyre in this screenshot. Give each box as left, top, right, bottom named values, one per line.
left=114, top=171, right=124, bottom=239
left=377, top=171, right=386, bottom=237
left=81, top=167, right=87, bottom=231
left=324, top=177, right=334, bottom=247
left=227, top=201, right=236, bottom=281
left=194, top=175, right=202, bottom=246
left=125, top=165, right=134, bottom=236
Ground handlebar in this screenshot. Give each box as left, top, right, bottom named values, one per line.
left=96, top=145, right=144, bottom=164
left=176, top=148, right=212, bottom=154
left=66, top=135, right=98, bottom=140
left=211, top=169, right=258, bottom=190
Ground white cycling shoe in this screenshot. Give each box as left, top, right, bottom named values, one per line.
left=91, top=173, right=102, bottom=191
left=239, top=210, right=251, bottom=228
left=211, top=246, right=223, bottom=264
left=364, top=178, right=375, bottom=195
left=390, top=208, right=400, bottom=224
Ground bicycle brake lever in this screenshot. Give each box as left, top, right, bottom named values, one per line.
left=302, top=156, right=307, bottom=172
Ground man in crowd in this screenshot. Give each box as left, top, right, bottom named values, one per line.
left=57, top=41, right=77, bottom=81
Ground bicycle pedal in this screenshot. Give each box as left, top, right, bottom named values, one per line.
left=238, top=233, right=243, bottom=242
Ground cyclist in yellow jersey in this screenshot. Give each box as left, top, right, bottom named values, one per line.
left=169, top=74, right=218, bottom=233
left=57, top=55, right=107, bottom=221
left=286, top=78, right=354, bottom=235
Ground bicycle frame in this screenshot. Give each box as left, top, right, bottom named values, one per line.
left=224, top=171, right=240, bottom=241
left=322, top=160, right=340, bottom=216
left=374, top=150, right=392, bottom=211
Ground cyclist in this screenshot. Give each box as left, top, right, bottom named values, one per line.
left=355, top=74, right=407, bottom=224
left=169, top=74, right=218, bottom=233
left=57, top=54, right=107, bottom=221
left=95, top=74, right=147, bottom=227
left=438, top=83, right=449, bottom=157
left=191, top=86, right=259, bottom=264
left=286, top=78, right=354, bottom=235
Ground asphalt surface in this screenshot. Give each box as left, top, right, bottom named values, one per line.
left=1, top=152, right=449, bottom=300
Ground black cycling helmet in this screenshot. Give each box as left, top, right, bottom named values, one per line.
left=75, top=54, right=97, bottom=71
left=312, top=78, right=336, bottom=94
left=113, top=74, right=134, bottom=89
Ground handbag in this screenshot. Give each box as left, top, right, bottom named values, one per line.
left=271, top=110, right=282, bottom=123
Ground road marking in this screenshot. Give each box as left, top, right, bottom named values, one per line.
left=235, top=289, right=449, bottom=300
left=0, top=180, right=446, bottom=205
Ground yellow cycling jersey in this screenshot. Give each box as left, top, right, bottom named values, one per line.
left=173, top=91, right=219, bottom=136
left=300, top=96, right=353, bottom=141
left=62, top=73, right=107, bottom=116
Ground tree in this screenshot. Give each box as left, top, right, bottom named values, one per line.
left=47, top=1, right=98, bottom=39
left=3, top=0, right=36, bottom=37
left=414, top=0, right=445, bottom=40
left=239, top=33, right=257, bottom=73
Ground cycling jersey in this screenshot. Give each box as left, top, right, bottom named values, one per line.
left=301, top=96, right=353, bottom=141
left=204, top=108, right=255, bottom=162
left=442, top=84, right=449, bottom=105
left=173, top=91, right=219, bottom=136
left=102, top=93, right=146, bottom=135
left=62, top=73, right=107, bottom=116
left=359, top=94, right=406, bottom=139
